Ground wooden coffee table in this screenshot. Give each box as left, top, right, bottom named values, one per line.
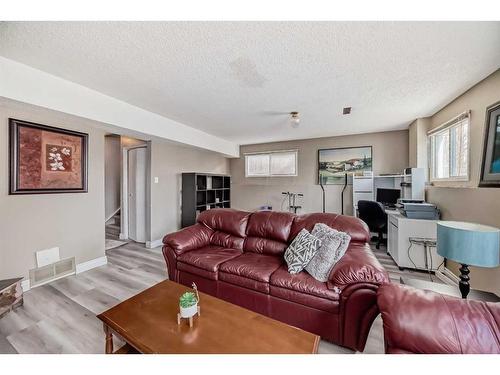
left=97, top=280, right=319, bottom=354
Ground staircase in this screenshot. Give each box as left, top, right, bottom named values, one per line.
left=105, top=210, right=121, bottom=240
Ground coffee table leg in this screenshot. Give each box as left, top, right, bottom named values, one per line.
left=104, top=323, right=113, bottom=354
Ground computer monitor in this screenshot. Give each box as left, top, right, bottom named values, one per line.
left=376, top=188, right=400, bottom=206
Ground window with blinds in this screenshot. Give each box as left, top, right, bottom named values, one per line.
left=245, top=150, right=298, bottom=177
left=428, top=112, right=469, bottom=181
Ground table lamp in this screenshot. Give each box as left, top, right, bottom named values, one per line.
left=437, top=221, right=500, bottom=299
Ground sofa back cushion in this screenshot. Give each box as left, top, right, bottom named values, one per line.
left=197, top=208, right=250, bottom=238
left=210, top=231, right=245, bottom=250
left=244, top=211, right=295, bottom=255
left=289, top=213, right=370, bottom=243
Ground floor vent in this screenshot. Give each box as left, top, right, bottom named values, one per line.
left=29, top=257, right=76, bottom=288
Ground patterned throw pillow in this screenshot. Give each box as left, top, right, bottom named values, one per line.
left=305, top=223, right=351, bottom=282
left=284, top=229, right=322, bottom=274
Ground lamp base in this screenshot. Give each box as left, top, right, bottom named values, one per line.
left=459, top=264, right=470, bottom=299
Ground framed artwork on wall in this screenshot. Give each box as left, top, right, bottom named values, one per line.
left=479, top=101, right=500, bottom=187
left=318, top=146, right=372, bottom=184
left=9, top=118, right=88, bottom=194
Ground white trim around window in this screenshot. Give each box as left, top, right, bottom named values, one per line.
left=245, top=149, right=298, bottom=177
left=428, top=111, right=470, bottom=183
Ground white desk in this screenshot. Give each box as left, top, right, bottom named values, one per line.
left=386, top=211, right=443, bottom=271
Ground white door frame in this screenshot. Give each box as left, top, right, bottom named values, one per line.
left=120, top=143, right=151, bottom=243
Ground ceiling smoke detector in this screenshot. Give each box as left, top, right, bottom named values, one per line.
left=290, top=111, right=300, bottom=128
left=343, top=107, right=352, bottom=115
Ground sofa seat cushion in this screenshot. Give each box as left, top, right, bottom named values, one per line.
left=270, top=265, right=340, bottom=313
left=219, top=253, right=283, bottom=293
left=177, top=246, right=242, bottom=280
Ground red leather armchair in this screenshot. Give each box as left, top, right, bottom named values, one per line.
left=377, top=283, right=500, bottom=354
left=163, top=209, right=388, bottom=351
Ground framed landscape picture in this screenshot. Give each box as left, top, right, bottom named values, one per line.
left=480, top=101, right=500, bottom=187
left=9, top=118, right=88, bottom=194
left=318, top=146, right=372, bottom=184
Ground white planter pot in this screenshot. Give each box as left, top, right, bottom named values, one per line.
left=180, top=303, right=198, bottom=318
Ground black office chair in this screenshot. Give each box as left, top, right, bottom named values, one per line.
left=357, top=200, right=387, bottom=249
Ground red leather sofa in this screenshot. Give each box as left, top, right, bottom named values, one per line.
left=162, top=208, right=388, bottom=351
left=377, top=283, right=500, bottom=354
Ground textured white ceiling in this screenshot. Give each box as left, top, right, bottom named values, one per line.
left=1, top=21, right=499, bottom=145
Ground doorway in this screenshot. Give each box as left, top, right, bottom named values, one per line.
left=120, top=139, right=151, bottom=245
left=104, top=135, right=151, bottom=249
left=127, top=147, right=147, bottom=243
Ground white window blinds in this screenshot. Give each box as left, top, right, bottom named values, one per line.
left=245, top=150, right=298, bottom=177
left=429, top=112, right=469, bottom=181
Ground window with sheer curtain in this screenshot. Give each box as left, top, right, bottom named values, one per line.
left=429, top=112, right=469, bottom=181
left=245, top=150, right=298, bottom=177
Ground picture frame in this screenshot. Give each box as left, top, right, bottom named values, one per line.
left=479, top=101, right=500, bottom=187
left=318, top=146, right=373, bottom=185
left=9, top=118, right=88, bottom=194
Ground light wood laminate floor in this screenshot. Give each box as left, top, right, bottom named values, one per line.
left=0, top=241, right=438, bottom=354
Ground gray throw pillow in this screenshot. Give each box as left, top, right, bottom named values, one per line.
left=305, top=223, right=351, bottom=282
left=284, top=228, right=322, bottom=274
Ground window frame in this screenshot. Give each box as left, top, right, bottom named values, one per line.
left=245, top=149, right=298, bottom=177
left=428, top=112, right=470, bottom=183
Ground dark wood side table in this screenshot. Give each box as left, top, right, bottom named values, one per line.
left=400, top=276, right=500, bottom=303
left=0, top=278, right=23, bottom=318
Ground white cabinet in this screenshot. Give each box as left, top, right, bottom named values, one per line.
left=352, top=176, right=374, bottom=217
left=387, top=211, right=443, bottom=271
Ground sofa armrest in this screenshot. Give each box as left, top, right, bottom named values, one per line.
left=162, top=223, right=213, bottom=255
left=327, top=242, right=388, bottom=291
left=377, top=283, right=500, bottom=354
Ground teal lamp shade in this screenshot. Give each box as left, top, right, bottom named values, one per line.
left=437, top=221, right=500, bottom=267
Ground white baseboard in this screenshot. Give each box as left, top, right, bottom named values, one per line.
left=75, top=256, right=108, bottom=274
left=146, top=239, right=163, bottom=249
left=20, top=255, right=108, bottom=293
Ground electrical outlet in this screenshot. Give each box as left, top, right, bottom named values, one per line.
left=154, top=177, right=159, bottom=184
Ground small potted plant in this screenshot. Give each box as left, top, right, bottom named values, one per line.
left=179, top=290, right=198, bottom=319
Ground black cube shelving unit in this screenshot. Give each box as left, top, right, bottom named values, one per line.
left=181, top=173, right=231, bottom=228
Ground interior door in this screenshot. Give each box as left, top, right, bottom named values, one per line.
left=128, top=147, right=147, bottom=243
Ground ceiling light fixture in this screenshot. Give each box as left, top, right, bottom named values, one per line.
left=290, top=111, right=300, bottom=128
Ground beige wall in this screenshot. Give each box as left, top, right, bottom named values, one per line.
left=408, top=117, right=430, bottom=171
left=104, top=135, right=121, bottom=219
left=428, top=69, right=500, bottom=188
left=0, top=98, right=105, bottom=280
left=230, top=130, right=409, bottom=215
left=408, top=121, right=417, bottom=167
left=424, top=69, right=500, bottom=295
left=150, top=140, right=229, bottom=241
left=0, top=98, right=231, bottom=280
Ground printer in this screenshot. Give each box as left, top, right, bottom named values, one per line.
left=396, top=200, right=440, bottom=220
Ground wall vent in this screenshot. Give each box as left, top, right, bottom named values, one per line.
left=29, top=257, right=76, bottom=288
left=342, top=107, right=352, bottom=115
